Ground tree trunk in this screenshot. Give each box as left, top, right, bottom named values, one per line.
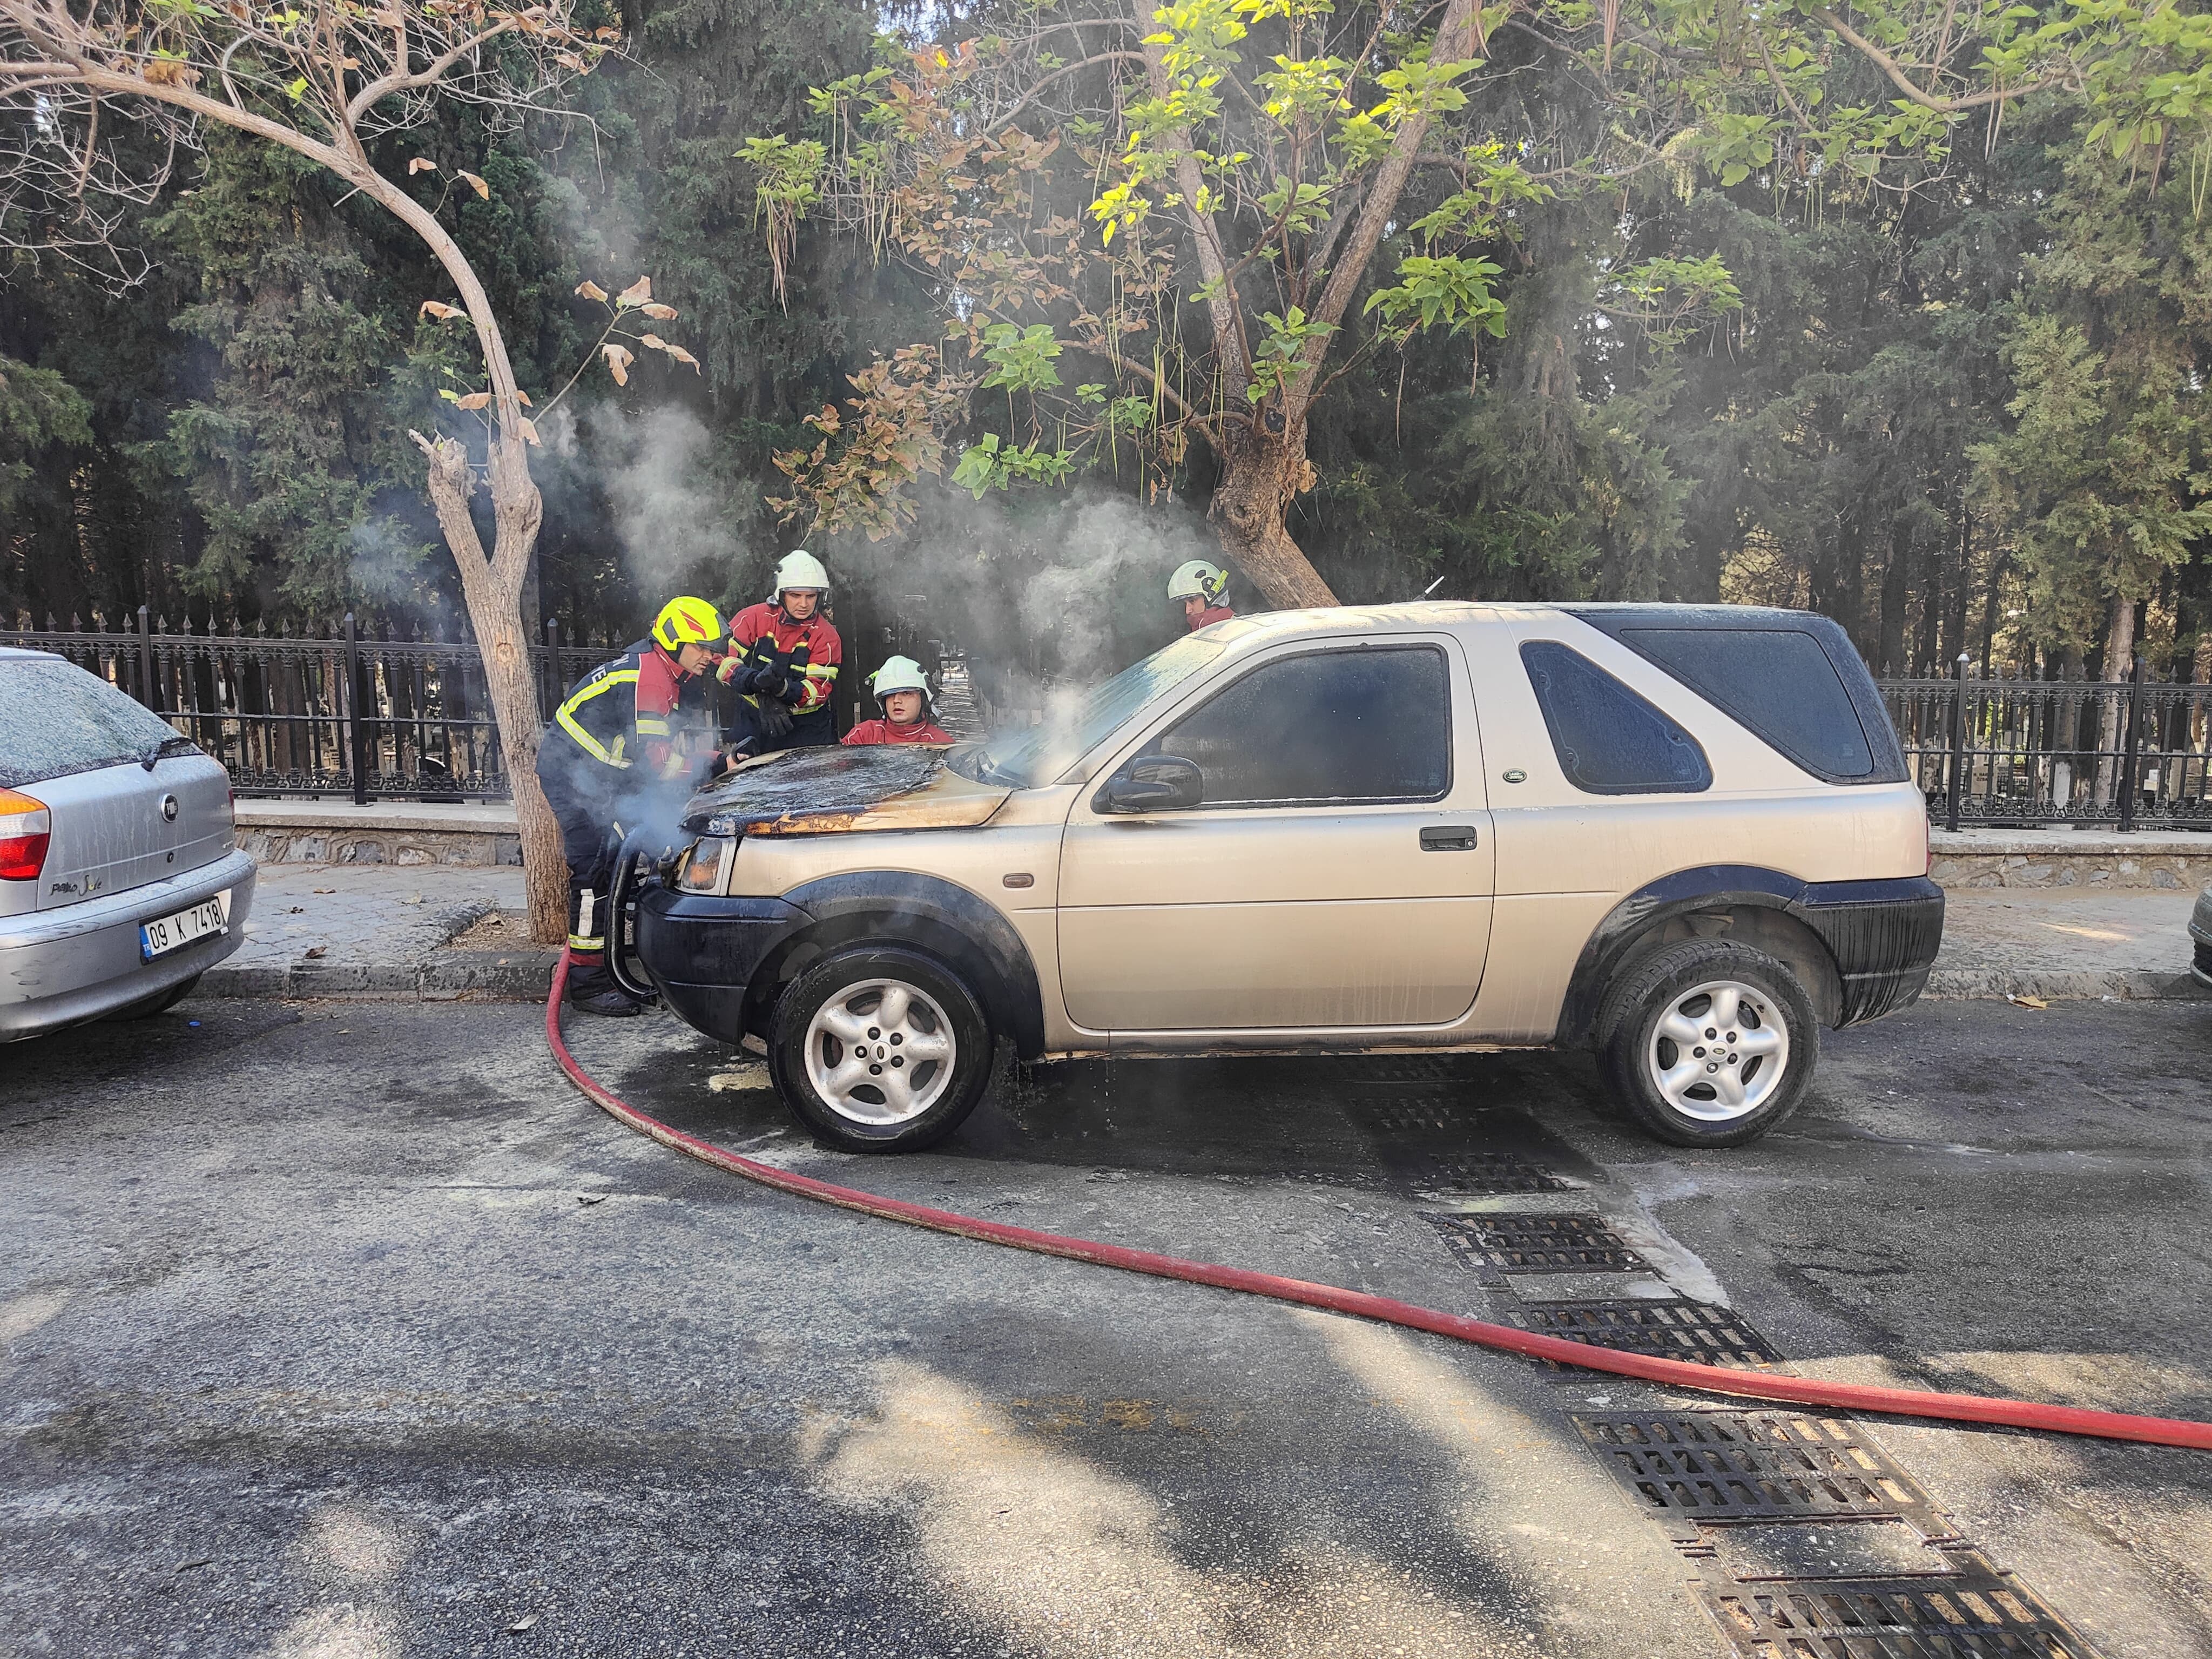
left=1877, top=521, right=1910, bottom=673
left=1207, top=419, right=1338, bottom=609
left=412, top=431, right=567, bottom=945
left=2092, top=592, right=2135, bottom=806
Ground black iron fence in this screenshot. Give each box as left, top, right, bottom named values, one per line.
left=6, top=612, right=2209, bottom=828
left=1, top=609, right=617, bottom=802
left=1884, top=655, right=2212, bottom=831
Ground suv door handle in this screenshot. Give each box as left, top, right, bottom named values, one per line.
left=1419, top=825, right=1479, bottom=851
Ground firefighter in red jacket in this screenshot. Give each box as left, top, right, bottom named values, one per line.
left=718, top=549, right=842, bottom=751
left=1169, top=559, right=1235, bottom=630
left=537, top=596, right=725, bottom=1016
left=841, top=656, right=953, bottom=745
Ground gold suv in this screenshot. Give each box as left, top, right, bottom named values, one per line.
left=634, top=603, right=1943, bottom=1152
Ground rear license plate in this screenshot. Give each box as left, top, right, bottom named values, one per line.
left=141, top=892, right=228, bottom=961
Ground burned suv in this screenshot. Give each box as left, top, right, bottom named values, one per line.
left=630, top=604, right=1942, bottom=1152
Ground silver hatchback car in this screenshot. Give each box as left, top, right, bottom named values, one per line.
left=1, top=647, right=256, bottom=1039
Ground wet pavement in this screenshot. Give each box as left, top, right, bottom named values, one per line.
left=1, top=994, right=2207, bottom=1657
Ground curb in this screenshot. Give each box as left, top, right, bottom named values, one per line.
left=1923, top=967, right=2209, bottom=1003
left=196, top=957, right=2207, bottom=1007
left=200, top=949, right=558, bottom=1002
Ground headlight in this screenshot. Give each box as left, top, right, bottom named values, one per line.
left=677, top=837, right=733, bottom=893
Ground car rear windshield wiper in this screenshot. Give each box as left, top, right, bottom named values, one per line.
left=142, top=734, right=196, bottom=770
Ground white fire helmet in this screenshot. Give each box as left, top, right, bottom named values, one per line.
left=769, top=549, right=831, bottom=599
left=1166, top=559, right=1228, bottom=604
left=869, top=655, right=931, bottom=702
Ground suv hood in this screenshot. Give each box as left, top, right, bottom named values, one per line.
left=682, top=744, right=1011, bottom=837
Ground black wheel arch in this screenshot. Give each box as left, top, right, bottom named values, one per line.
left=745, top=871, right=1048, bottom=1060
left=1559, top=866, right=1850, bottom=1048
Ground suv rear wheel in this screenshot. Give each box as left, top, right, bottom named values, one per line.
left=768, top=944, right=993, bottom=1152
left=1597, top=940, right=1816, bottom=1147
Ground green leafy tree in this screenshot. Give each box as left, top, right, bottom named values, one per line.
left=734, top=0, right=2194, bottom=606
left=1, top=0, right=699, bottom=943
left=0, top=354, right=90, bottom=528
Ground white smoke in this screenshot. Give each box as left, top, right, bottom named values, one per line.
left=584, top=404, right=753, bottom=599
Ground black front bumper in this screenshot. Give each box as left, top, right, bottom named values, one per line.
left=1794, top=876, right=1946, bottom=1024
left=634, top=882, right=811, bottom=1044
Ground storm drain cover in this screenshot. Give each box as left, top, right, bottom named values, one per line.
left=1425, top=1212, right=1647, bottom=1275
left=1417, top=1151, right=1574, bottom=1194
left=1571, top=1410, right=1953, bottom=1541
left=1696, top=1570, right=2092, bottom=1657
left=1515, top=1299, right=1782, bottom=1370
left=1351, top=1056, right=1465, bottom=1083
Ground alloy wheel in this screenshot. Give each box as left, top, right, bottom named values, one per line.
left=1644, top=979, right=1791, bottom=1122
left=804, top=977, right=957, bottom=1125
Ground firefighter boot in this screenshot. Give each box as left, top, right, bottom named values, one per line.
left=567, top=957, right=644, bottom=1017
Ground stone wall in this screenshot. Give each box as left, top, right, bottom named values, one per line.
left=236, top=826, right=522, bottom=867
left=234, top=804, right=523, bottom=868
left=1929, top=831, right=2212, bottom=890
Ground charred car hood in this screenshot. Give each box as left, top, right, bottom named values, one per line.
left=682, top=744, right=1011, bottom=837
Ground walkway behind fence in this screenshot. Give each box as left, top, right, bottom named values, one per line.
left=1885, top=653, right=2212, bottom=832
left=6, top=613, right=2210, bottom=829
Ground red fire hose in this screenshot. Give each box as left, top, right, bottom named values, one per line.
left=545, top=956, right=2212, bottom=1451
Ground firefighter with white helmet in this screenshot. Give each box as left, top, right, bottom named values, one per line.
left=718, top=549, right=842, bottom=751
left=1168, top=559, right=1234, bottom=631
left=841, top=655, right=953, bottom=746
left=537, top=595, right=725, bottom=1016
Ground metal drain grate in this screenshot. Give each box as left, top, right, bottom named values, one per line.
left=1696, top=1570, right=2093, bottom=1657
left=1418, top=1151, right=1574, bottom=1194
left=1516, top=1300, right=1782, bottom=1370
left=1572, top=1411, right=1954, bottom=1542
left=1363, top=1102, right=1487, bottom=1136
left=1352, top=1056, right=1465, bottom=1082
left=1426, top=1212, right=1647, bottom=1275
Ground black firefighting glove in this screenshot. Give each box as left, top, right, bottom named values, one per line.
left=746, top=664, right=790, bottom=699
left=753, top=698, right=795, bottom=744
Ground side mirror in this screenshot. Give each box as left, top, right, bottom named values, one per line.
left=1096, top=753, right=1203, bottom=814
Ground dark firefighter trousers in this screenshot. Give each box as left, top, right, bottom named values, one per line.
left=535, top=744, right=650, bottom=994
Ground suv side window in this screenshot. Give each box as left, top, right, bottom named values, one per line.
left=1152, top=646, right=1451, bottom=807
left=1520, top=641, right=1711, bottom=795
left=1617, top=626, right=1877, bottom=781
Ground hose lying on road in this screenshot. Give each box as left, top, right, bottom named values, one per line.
left=545, top=955, right=2212, bottom=1452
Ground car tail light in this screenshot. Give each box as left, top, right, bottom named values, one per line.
left=1924, top=812, right=1932, bottom=875
left=0, top=787, right=51, bottom=882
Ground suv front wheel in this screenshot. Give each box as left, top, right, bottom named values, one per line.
left=768, top=944, right=994, bottom=1152
left=1597, top=940, right=1816, bottom=1147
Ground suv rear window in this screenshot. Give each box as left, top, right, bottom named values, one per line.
left=0, top=656, right=190, bottom=788
left=1619, top=627, right=1876, bottom=780
left=1520, top=642, right=1710, bottom=795
left=1155, top=645, right=1450, bottom=806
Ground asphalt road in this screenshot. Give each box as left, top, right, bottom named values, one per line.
left=2, top=994, right=2207, bottom=1658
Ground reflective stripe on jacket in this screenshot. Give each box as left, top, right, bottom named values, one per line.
left=727, top=602, right=841, bottom=714
left=548, top=639, right=702, bottom=779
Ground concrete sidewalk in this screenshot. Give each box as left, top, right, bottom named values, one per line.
left=207, top=862, right=551, bottom=1000
left=200, top=860, right=2210, bottom=1006
left=1926, top=886, right=2206, bottom=1002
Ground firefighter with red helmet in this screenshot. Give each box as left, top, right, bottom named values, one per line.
left=718, top=549, right=842, bottom=752
left=536, top=596, right=724, bottom=1016
left=841, top=656, right=953, bottom=745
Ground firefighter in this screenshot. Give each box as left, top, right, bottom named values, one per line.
left=841, top=656, right=953, bottom=745
left=536, top=596, right=725, bottom=1017
left=1168, top=559, right=1235, bottom=631
left=718, top=549, right=842, bottom=752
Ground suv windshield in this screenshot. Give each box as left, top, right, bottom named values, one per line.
left=957, top=635, right=1228, bottom=788
left=0, top=656, right=194, bottom=788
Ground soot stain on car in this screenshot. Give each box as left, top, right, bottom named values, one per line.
left=684, top=745, right=1001, bottom=836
